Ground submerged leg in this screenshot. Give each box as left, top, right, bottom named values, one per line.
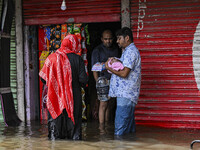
left=115, top=97, right=136, bottom=136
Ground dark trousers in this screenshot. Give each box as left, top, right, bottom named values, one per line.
left=48, top=109, right=82, bottom=140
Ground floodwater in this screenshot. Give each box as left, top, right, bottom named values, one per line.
left=0, top=120, right=200, bottom=150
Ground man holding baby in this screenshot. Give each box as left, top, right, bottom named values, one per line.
left=105, top=27, right=141, bottom=136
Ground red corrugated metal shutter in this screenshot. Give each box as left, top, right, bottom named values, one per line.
left=23, top=0, right=121, bottom=25
left=131, top=0, right=200, bottom=128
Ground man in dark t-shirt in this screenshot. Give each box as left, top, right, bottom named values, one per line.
left=91, top=30, right=119, bottom=131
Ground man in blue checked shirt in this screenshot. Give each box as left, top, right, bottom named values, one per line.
left=105, top=27, right=141, bottom=136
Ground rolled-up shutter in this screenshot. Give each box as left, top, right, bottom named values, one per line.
left=10, top=19, right=17, bottom=115
left=23, top=0, right=121, bottom=25
left=0, top=0, right=17, bottom=122
left=131, top=0, right=200, bottom=128
left=0, top=0, right=2, bottom=121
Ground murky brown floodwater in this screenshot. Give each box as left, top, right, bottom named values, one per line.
left=0, top=120, right=200, bottom=150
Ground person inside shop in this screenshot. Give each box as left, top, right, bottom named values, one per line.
left=91, top=29, right=120, bottom=131
left=39, top=34, right=88, bottom=140
left=105, top=27, right=141, bottom=136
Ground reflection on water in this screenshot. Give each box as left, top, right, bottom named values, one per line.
left=0, top=120, right=200, bottom=150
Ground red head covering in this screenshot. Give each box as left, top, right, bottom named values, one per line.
left=58, top=34, right=81, bottom=54
left=39, top=34, right=81, bottom=124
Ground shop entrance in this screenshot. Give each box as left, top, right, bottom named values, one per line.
left=37, top=21, right=121, bottom=121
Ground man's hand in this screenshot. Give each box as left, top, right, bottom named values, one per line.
left=105, top=57, right=113, bottom=70
left=105, top=59, right=109, bottom=70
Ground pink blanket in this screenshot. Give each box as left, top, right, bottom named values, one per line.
left=108, top=59, right=124, bottom=73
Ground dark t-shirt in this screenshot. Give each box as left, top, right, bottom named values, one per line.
left=91, top=43, right=120, bottom=79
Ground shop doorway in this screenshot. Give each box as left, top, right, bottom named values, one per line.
left=86, top=22, right=121, bottom=121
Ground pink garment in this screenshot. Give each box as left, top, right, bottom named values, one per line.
left=108, top=59, right=124, bottom=73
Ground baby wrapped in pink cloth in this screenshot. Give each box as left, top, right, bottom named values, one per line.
left=108, top=58, right=124, bottom=73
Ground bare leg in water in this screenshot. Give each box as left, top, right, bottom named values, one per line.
left=99, top=100, right=109, bottom=134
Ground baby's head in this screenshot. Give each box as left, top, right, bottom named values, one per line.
left=109, top=58, right=120, bottom=65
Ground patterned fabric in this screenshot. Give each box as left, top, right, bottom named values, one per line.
left=109, top=43, right=141, bottom=104
left=107, top=58, right=124, bottom=73
left=81, top=88, right=87, bottom=120
left=39, top=34, right=81, bottom=123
